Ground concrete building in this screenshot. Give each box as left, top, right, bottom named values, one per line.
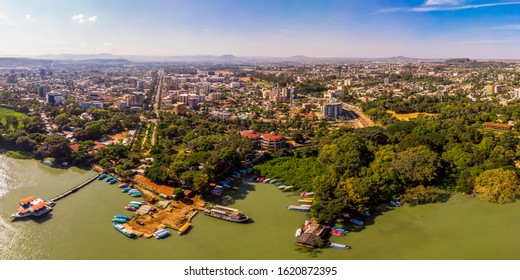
left=208, top=92, right=222, bottom=101
left=513, top=88, right=520, bottom=99
left=46, top=91, right=65, bottom=105
left=178, top=93, right=189, bottom=105
left=261, top=132, right=286, bottom=151
left=240, top=130, right=262, bottom=147
left=321, top=101, right=343, bottom=119
left=126, top=93, right=145, bottom=107
left=80, top=101, right=104, bottom=109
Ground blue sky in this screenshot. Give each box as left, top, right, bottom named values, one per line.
left=1, top=0, right=520, bottom=58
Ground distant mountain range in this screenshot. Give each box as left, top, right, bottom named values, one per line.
left=0, top=53, right=517, bottom=67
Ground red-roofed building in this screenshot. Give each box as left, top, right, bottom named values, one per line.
left=261, top=132, right=286, bottom=151
left=69, top=144, right=80, bottom=151
left=240, top=130, right=261, bottom=147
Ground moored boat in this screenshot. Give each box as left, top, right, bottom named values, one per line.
left=330, top=242, right=350, bottom=249
left=390, top=200, right=401, bottom=207
left=113, top=223, right=136, bottom=238
left=350, top=219, right=364, bottom=226
left=122, top=187, right=132, bottom=193
left=129, top=203, right=141, bottom=208
left=131, top=192, right=142, bottom=197
left=288, top=205, right=311, bottom=212
left=112, top=217, right=127, bottom=223
left=154, top=229, right=170, bottom=239
left=203, top=205, right=249, bottom=222
left=119, top=183, right=128, bottom=188
left=178, top=222, right=191, bottom=235
left=125, top=206, right=137, bottom=211
left=129, top=201, right=143, bottom=206
left=331, top=229, right=346, bottom=236
left=300, top=192, right=315, bottom=197
left=115, top=214, right=129, bottom=220
left=332, top=227, right=347, bottom=233
left=295, top=228, right=302, bottom=237
left=98, top=173, right=107, bottom=180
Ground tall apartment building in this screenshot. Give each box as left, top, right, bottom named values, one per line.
left=321, top=102, right=343, bottom=119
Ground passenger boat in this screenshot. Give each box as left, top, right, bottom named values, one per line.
left=331, top=229, right=346, bottom=236
left=98, top=173, right=107, bottom=180
left=330, top=242, right=350, bottom=249
left=154, top=229, right=170, bottom=239
left=113, top=223, right=136, bottom=238
left=390, top=200, right=401, bottom=207
left=112, top=217, right=127, bottom=223
left=10, top=196, right=53, bottom=220
left=178, top=222, right=191, bottom=235
left=288, top=205, right=311, bottom=212
left=203, top=205, right=249, bottom=223
left=295, top=228, right=302, bottom=237
left=125, top=206, right=137, bottom=211
left=349, top=219, right=364, bottom=226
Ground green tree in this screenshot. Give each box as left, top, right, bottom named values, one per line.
left=474, top=168, right=520, bottom=203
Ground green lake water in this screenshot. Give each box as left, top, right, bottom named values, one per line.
left=1, top=154, right=520, bottom=259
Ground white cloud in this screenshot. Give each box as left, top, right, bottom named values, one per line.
left=26, top=14, right=31, bottom=19
left=71, top=14, right=97, bottom=24
left=375, top=1, right=520, bottom=14
left=461, top=39, right=520, bottom=44
left=0, top=14, right=15, bottom=26
left=278, top=28, right=294, bottom=34
left=103, top=42, right=112, bottom=46
left=424, top=0, right=461, bottom=6
left=493, top=24, right=520, bottom=30
left=202, top=28, right=211, bottom=32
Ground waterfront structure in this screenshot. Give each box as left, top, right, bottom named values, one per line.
left=260, top=132, right=286, bottom=151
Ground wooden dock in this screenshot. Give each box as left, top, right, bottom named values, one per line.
left=50, top=173, right=100, bottom=202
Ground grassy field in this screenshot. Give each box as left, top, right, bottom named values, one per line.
left=0, top=108, right=27, bottom=130
left=387, top=110, right=438, bottom=121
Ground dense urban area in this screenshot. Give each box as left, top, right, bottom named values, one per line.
left=3, top=57, right=520, bottom=246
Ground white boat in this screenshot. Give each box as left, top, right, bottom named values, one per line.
left=330, top=242, right=350, bottom=249
left=295, top=228, right=302, bottom=237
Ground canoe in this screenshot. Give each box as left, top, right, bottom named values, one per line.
left=112, top=218, right=127, bottom=223
left=178, top=222, right=191, bottom=235
left=390, top=200, right=401, bottom=207
left=330, top=242, right=350, bottom=249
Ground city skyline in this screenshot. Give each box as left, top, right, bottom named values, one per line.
left=1, top=0, right=520, bottom=59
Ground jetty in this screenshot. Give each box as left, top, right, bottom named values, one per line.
left=50, top=174, right=99, bottom=202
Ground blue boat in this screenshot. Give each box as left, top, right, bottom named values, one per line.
left=106, top=177, right=114, bottom=182
left=350, top=219, right=364, bottom=226
left=269, top=179, right=277, bottom=184
left=275, top=182, right=283, bottom=186
left=122, top=187, right=132, bottom=193
left=109, top=180, right=117, bottom=184
left=154, top=229, right=170, bottom=239
left=332, top=227, right=347, bottom=233
left=128, top=189, right=139, bottom=194
left=113, top=223, right=136, bottom=238
left=330, top=242, right=350, bottom=249
left=390, top=200, right=401, bottom=207
left=112, top=217, right=127, bottom=223
left=362, top=211, right=371, bottom=217
left=98, top=173, right=107, bottom=180
left=115, top=214, right=129, bottom=220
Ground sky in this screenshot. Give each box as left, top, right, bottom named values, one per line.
left=1, top=0, right=520, bottom=59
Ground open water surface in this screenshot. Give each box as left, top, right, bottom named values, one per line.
left=1, top=155, right=520, bottom=259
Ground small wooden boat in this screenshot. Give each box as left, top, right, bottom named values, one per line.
left=332, top=227, right=347, bottom=233
left=331, top=229, right=346, bottom=236
left=131, top=192, right=142, bottom=197
left=350, top=219, right=364, bottom=226
left=178, top=222, right=191, bottom=235
left=119, top=183, right=128, bottom=188
left=125, top=206, right=136, bottom=211
left=288, top=205, right=311, bottom=212
left=330, top=242, right=350, bottom=249
left=112, top=217, right=127, bottom=223
left=114, top=214, right=129, bottom=220
left=98, top=173, right=107, bottom=180
left=300, top=192, right=315, bottom=197
left=122, top=187, right=132, bottom=193
left=390, top=200, right=401, bottom=207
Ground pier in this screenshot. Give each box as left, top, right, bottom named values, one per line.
left=50, top=173, right=100, bottom=202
